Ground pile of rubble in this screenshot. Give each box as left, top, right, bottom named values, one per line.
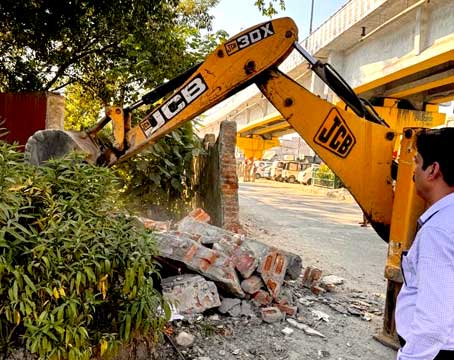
left=139, top=209, right=344, bottom=326
left=137, top=209, right=388, bottom=359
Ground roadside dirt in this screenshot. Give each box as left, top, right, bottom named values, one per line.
left=153, top=180, right=396, bottom=360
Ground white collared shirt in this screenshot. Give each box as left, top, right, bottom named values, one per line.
left=396, top=192, right=454, bottom=359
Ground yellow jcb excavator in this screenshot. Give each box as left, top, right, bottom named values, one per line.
left=25, top=17, right=448, bottom=348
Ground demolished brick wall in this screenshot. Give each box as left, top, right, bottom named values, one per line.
left=192, top=120, right=240, bottom=232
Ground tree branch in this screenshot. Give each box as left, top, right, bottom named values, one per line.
left=43, top=42, right=118, bottom=91
left=50, top=78, right=78, bottom=92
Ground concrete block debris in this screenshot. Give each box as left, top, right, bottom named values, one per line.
left=149, top=210, right=305, bottom=319
left=162, top=274, right=221, bottom=315
left=177, top=216, right=302, bottom=280
left=260, top=307, right=284, bottom=323
left=241, top=275, right=264, bottom=294
left=156, top=232, right=245, bottom=297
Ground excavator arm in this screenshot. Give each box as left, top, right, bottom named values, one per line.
left=26, top=18, right=298, bottom=166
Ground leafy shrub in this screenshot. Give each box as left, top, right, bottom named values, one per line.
left=0, top=142, right=168, bottom=359
left=314, top=164, right=342, bottom=189
left=115, top=122, right=203, bottom=219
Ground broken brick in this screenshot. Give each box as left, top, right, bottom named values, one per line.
left=135, top=216, right=170, bottom=232
left=310, top=285, right=326, bottom=296
left=213, top=238, right=258, bottom=278
left=302, top=266, right=323, bottom=288
left=177, top=217, right=302, bottom=279
left=251, top=290, right=272, bottom=306
left=187, top=208, right=211, bottom=223
left=155, top=232, right=245, bottom=297
left=260, top=250, right=288, bottom=299
left=260, top=307, right=284, bottom=323
left=276, top=303, right=298, bottom=317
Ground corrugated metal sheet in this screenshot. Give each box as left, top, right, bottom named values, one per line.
left=0, top=93, right=47, bottom=148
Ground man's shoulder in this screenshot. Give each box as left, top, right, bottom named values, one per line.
left=421, top=205, right=454, bottom=246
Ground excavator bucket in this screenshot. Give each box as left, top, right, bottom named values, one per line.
left=25, top=129, right=101, bottom=166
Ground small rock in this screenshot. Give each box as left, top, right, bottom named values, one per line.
left=318, top=349, right=330, bottom=358
left=232, top=348, right=241, bottom=355
left=328, top=303, right=348, bottom=315
left=282, top=327, right=294, bottom=336
left=347, top=307, right=362, bottom=316
left=219, top=298, right=241, bottom=314
left=208, top=314, right=220, bottom=321
left=286, top=318, right=325, bottom=338
left=175, top=331, right=195, bottom=347
left=261, top=307, right=284, bottom=323
left=298, top=297, right=313, bottom=306
left=311, top=310, right=330, bottom=322
left=228, top=303, right=242, bottom=317
left=219, top=350, right=226, bottom=356
left=241, top=300, right=255, bottom=317
left=321, top=275, right=344, bottom=286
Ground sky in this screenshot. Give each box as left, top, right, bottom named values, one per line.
left=210, top=0, right=349, bottom=39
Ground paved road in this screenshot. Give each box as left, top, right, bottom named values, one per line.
left=238, top=179, right=397, bottom=359
left=238, top=179, right=389, bottom=294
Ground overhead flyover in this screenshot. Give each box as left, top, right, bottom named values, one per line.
left=236, top=113, right=287, bottom=159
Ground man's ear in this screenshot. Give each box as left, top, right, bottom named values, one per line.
left=430, top=162, right=441, bottom=179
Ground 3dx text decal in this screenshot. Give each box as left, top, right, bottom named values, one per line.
left=224, top=22, right=275, bottom=56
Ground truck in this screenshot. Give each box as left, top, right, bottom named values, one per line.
left=26, top=17, right=446, bottom=348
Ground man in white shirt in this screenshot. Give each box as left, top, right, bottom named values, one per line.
left=396, top=128, right=454, bottom=359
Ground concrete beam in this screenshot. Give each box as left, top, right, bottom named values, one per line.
left=384, top=69, right=454, bottom=98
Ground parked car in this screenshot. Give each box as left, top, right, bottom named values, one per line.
left=254, top=160, right=272, bottom=179
left=297, top=164, right=320, bottom=185
left=262, top=165, right=272, bottom=179
left=281, top=161, right=303, bottom=183
left=269, top=160, right=285, bottom=181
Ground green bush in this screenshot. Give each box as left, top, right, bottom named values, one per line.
left=0, top=142, right=168, bottom=359
left=115, top=122, right=203, bottom=219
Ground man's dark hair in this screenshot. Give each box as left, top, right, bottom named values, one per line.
left=416, top=127, right=454, bottom=186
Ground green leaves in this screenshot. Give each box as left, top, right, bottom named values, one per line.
left=254, top=0, right=286, bottom=17
left=115, top=121, right=204, bottom=219
left=0, top=143, right=167, bottom=358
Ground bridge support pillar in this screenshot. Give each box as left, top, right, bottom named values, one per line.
left=236, top=135, right=280, bottom=159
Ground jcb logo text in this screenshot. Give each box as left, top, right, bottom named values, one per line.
left=314, top=108, right=356, bottom=158
left=140, top=74, right=207, bottom=138
left=224, top=22, right=275, bottom=56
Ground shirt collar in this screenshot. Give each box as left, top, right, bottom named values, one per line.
left=419, top=192, right=454, bottom=226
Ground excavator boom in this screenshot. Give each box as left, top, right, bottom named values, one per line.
left=26, top=18, right=298, bottom=166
